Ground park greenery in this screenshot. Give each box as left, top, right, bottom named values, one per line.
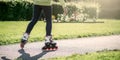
left=0, top=19, right=120, bottom=45
left=0, top=0, right=100, bottom=22
left=48, top=50, right=120, bottom=60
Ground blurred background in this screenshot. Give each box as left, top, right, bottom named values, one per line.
left=0, top=0, right=120, bottom=21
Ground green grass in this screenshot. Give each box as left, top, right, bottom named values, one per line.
left=48, top=50, right=120, bottom=60
left=0, top=19, right=120, bottom=45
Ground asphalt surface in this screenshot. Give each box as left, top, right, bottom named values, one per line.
left=0, top=35, right=120, bottom=60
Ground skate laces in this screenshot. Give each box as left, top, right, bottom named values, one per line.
left=22, top=33, right=29, bottom=41
left=45, top=36, right=52, bottom=43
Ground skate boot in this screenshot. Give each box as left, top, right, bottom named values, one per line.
left=42, top=36, right=58, bottom=51
left=20, top=33, right=29, bottom=49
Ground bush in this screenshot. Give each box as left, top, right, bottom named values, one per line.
left=0, top=1, right=99, bottom=21
left=0, top=1, right=64, bottom=21
left=52, top=4, right=64, bottom=19
left=54, top=3, right=98, bottom=23
left=66, top=5, right=78, bottom=17
left=0, top=1, right=33, bottom=21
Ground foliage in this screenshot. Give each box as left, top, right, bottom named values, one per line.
left=54, top=2, right=100, bottom=23
left=66, top=5, right=78, bottom=17
left=0, top=1, right=33, bottom=21
left=52, top=4, right=64, bottom=19
left=0, top=0, right=100, bottom=21
left=0, top=1, right=64, bottom=21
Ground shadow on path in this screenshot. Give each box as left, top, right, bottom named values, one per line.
left=1, top=56, right=11, bottom=60
left=16, top=49, right=52, bottom=60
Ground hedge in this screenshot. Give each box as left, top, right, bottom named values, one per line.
left=0, top=1, right=33, bottom=21
left=52, top=4, right=63, bottom=19
left=0, top=1, right=63, bottom=21
left=0, top=1, right=99, bottom=21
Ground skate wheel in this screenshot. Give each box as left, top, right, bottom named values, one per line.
left=55, top=47, right=58, bottom=50
left=52, top=48, right=56, bottom=50
left=52, top=46, right=58, bottom=51
left=20, top=43, right=24, bottom=49
left=49, top=48, right=53, bottom=50
left=46, top=48, right=49, bottom=51
left=55, top=46, right=58, bottom=49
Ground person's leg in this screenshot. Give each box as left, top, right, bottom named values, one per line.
left=43, top=6, right=52, bottom=36
left=42, top=6, right=58, bottom=50
left=43, top=6, right=57, bottom=44
left=22, top=5, right=42, bottom=41
left=20, top=5, right=42, bottom=48
left=43, top=6, right=53, bottom=43
left=25, top=5, right=42, bottom=34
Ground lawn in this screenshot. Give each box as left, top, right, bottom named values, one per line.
left=0, top=19, right=120, bottom=45
left=48, top=50, right=120, bottom=60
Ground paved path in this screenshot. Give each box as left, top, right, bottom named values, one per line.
left=0, top=35, right=120, bottom=60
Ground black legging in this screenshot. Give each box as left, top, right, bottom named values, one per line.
left=25, top=5, right=52, bottom=36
